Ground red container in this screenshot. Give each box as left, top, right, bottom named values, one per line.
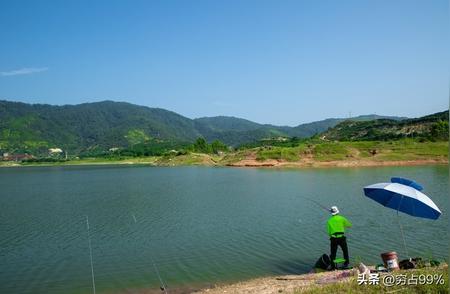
left=381, top=251, right=399, bottom=270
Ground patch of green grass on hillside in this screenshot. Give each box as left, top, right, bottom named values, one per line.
left=312, top=142, right=350, bottom=161
left=125, top=129, right=150, bottom=145
left=256, top=146, right=301, bottom=162
left=369, top=140, right=448, bottom=161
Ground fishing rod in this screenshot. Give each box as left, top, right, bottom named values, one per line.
left=151, top=256, right=168, bottom=293
left=85, top=215, right=96, bottom=294
left=302, top=196, right=331, bottom=213
left=131, top=214, right=168, bottom=294
left=302, top=196, right=356, bottom=219
left=301, top=196, right=354, bottom=240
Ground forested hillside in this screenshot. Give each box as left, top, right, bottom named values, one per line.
left=0, top=99, right=416, bottom=155
left=321, top=111, right=449, bottom=141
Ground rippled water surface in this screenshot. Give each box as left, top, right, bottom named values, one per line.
left=0, top=165, right=448, bottom=293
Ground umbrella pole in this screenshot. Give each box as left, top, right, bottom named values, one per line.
left=396, top=211, right=409, bottom=258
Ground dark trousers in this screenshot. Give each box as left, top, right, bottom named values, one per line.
left=330, top=236, right=349, bottom=268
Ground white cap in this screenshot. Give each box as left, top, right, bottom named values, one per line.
left=330, top=206, right=339, bottom=215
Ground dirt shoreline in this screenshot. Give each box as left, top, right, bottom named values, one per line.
left=0, top=158, right=447, bottom=169
left=115, top=269, right=359, bottom=294
left=192, top=269, right=357, bottom=294
left=226, top=158, right=448, bottom=168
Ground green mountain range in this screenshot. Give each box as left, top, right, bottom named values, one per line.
left=0, top=99, right=434, bottom=154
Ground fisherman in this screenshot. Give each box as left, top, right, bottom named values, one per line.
left=327, top=206, right=352, bottom=270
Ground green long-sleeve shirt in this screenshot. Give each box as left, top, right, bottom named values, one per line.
left=327, top=214, right=352, bottom=236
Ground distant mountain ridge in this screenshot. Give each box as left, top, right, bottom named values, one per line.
left=322, top=111, right=449, bottom=141
left=193, top=114, right=407, bottom=145
left=0, top=99, right=414, bottom=153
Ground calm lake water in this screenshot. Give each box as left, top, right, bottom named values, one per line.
left=0, top=165, right=448, bottom=293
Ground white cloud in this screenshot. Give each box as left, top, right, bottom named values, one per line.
left=0, top=67, right=48, bottom=76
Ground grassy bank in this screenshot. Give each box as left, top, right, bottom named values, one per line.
left=195, top=264, right=448, bottom=294
left=1, top=139, right=448, bottom=168
left=222, top=139, right=448, bottom=167
left=0, top=153, right=221, bottom=167
left=0, top=156, right=159, bottom=167
left=299, top=266, right=448, bottom=294
left=253, top=140, right=448, bottom=162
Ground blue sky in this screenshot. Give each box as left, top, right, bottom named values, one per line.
left=0, top=0, right=448, bottom=125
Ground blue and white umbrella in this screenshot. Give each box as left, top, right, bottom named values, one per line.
left=363, top=177, right=442, bottom=256
left=364, top=181, right=441, bottom=220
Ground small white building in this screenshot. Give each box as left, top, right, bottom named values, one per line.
left=49, top=148, right=63, bottom=154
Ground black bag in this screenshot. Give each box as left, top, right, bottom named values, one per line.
left=315, top=254, right=331, bottom=270
left=399, top=259, right=415, bottom=269
left=399, top=257, right=422, bottom=269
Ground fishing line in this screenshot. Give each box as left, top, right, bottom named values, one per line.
left=86, top=215, right=96, bottom=294
left=132, top=214, right=168, bottom=294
